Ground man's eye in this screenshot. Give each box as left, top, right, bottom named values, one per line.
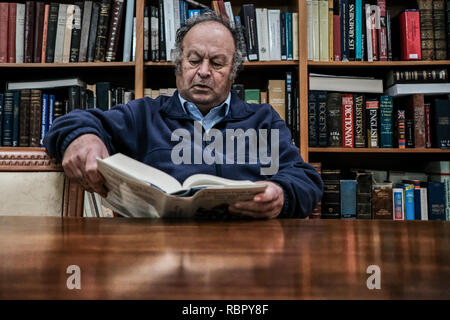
left=189, top=60, right=200, bottom=65
left=212, top=62, right=223, bottom=68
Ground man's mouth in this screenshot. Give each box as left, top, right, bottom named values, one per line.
left=192, top=84, right=211, bottom=90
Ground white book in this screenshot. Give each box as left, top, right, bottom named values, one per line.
left=15, top=3, right=25, bottom=63
left=267, top=9, right=281, bottom=61
left=292, top=12, right=298, bottom=60
left=173, top=0, right=180, bottom=33
left=132, top=17, right=136, bottom=61
left=255, top=8, right=269, bottom=61
left=385, top=83, right=450, bottom=97
left=420, top=187, right=428, bottom=220
left=144, top=8, right=149, bottom=59
left=393, top=188, right=404, bottom=220
left=365, top=4, right=373, bottom=63
left=123, top=0, right=135, bottom=62
left=79, top=1, right=93, bottom=62
left=54, top=4, right=68, bottom=63
left=224, top=2, right=235, bottom=28
left=164, top=0, right=175, bottom=61
left=144, top=88, right=152, bottom=98
left=318, top=0, right=329, bottom=61
left=309, top=74, right=383, bottom=93
left=311, top=0, right=320, bottom=61
left=62, top=4, right=74, bottom=63
left=7, top=78, right=86, bottom=90
left=306, top=0, right=313, bottom=60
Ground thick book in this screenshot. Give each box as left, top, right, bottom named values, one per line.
left=377, top=0, right=387, bottom=61
left=309, top=74, right=383, bottom=93
left=62, top=5, right=75, bottom=63
left=2, top=91, right=14, bottom=147
left=326, top=92, right=342, bottom=147
left=433, top=99, right=450, bottom=149
left=308, top=91, right=318, bottom=147
left=240, top=4, right=259, bottom=61
left=33, top=2, right=45, bottom=63
left=316, top=91, right=327, bottom=147
left=342, top=94, right=354, bottom=148
left=256, top=8, right=269, bottom=61
left=354, top=93, right=365, bottom=148
left=379, top=96, right=393, bottom=148
left=45, top=3, right=59, bottom=63
left=96, top=153, right=268, bottom=218
left=366, top=99, right=379, bottom=148
left=69, top=5, right=82, bottom=62
left=355, top=171, right=372, bottom=219
left=407, top=94, right=426, bottom=148
left=16, top=3, right=25, bottom=63
left=386, top=69, right=448, bottom=88
left=94, top=0, right=112, bottom=62
left=399, top=10, right=421, bottom=60
left=78, top=1, right=93, bottom=62
left=384, top=83, right=450, bottom=96
left=106, top=0, right=125, bottom=62
left=268, top=79, right=285, bottom=121
left=7, top=78, right=86, bottom=90
left=87, top=2, right=100, bottom=62
left=0, top=3, right=9, bottom=63
left=54, top=4, right=67, bottom=63
left=24, top=1, right=35, bottom=63
left=433, top=0, right=446, bottom=60
left=321, top=169, right=341, bottom=219
left=122, top=0, right=134, bottom=62
left=7, top=3, right=17, bottom=63
left=267, top=9, right=281, bottom=60
left=340, top=179, right=357, bottom=219
left=19, top=90, right=31, bottom=147
left=29, top=89, right=42, bottom=147
left=403, top=180, right=422, bottom=220
left=150, top=6, right=159, bottom=61
left=417, top=0, right=434, bottom=60
left=319, top=0, right=329, bottom=61
left=371, top=182, right=393, bottom=219
left=427, top=182, right=446, bottom=220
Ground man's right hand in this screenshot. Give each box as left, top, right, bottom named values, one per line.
left=62, top=134, right=109, bottom=197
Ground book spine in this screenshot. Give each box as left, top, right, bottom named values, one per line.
left=317, top=91, right=328, bottom=147
left=0, top=93, right=3, bottom=144
left=307, top=0, right=314, bottom=60
left=308, top=91, right=318, bottom=147
left=33, top=2, right=45, bottom=63
left=69, top=5, right=82, bottom=62
left=48, top=94, right=55, bottom=131
left=16, top=4, right=25, bottom=63
left=355, top=0, right=362, bottom=60
left=356, top=172, right=372, bottom=219
left=341, top=180, right=357, bottom=219
left=393, top=188, right=404, bottom=220
left=144, top=6, right=149, bottom=61
left=396, top=108, right=406, bottom=149
left=424, top=103, right=432, bottom=148
left=405, top=119, right=415, bottom=148
left=379, top=95, right=393, bottom=148
left=0, top=3, right=9, bottom=63
left=12, top=91, right=20, bottom=147
left=24, top=1, right=35, bottom=63
left=106, top=0, right=125, bottom=62
left=163, top=0, right=175, bottom=61
left=293, top=12, right=299, bottom=60
left=279, top=11, right=286, bottom=61
left=328, top=0, right=333, bottom=61
left=433, top=99, right=450, bottom=148
left=411, top=94, right=426, bottom=148
left=8, top=3, right=17, bottom=63
left=348, top=0, right=355, bottom=61
left=354, top=93, right=365, bottom=147
left=400, top=10, right=422, bottom=60
left=322, top=172, right=341, bottom=218
left=79, top=1, right=93, bottom=62
left=29, top=89, right=42, bottom=147
left=433, top=0, right=447, bottom=59
left=19, top=90, right=31, bottom=147
left=342, top=93, right=354, bottom=148
left=267, top=10, right=281, bottom=61
left=340, top=0, right=349, bottom=61
left=62, top=5, right=74, bottom=63
left=287, top=12, right=293, bottom=61
left=372, top=183, right=393, bottom=219
left=366, top=99, right=379, bottom=148
left=404, top=184, right=415, bottom=220
left=87, top=2, right=100, bottom=62
left=427, top=182, right=446, bottom=220
left=285, top=72, right=293, bottom=132
left=377, top=0, right=387, bottom=61
left=386, top=10, right=392, bottom=60
left=40, top=94, right=48, bottom=147
left=447, top=0, right=450, bottom=59
left=151, top=6, right=159, bottom=61
left=365, top=3, right=373, bottom=62
left=132, top=17, right=136, bottom=61
left=122, top=0, right=134, bottom=62
left=420, top=186, right=428, bottom=220
left=370, top=5, right=378, bottom=61
left=326, top=92, right=342, bottom=147
left=2, top=92, right=14, bottom=147
left=94, top=0, right=112, bottom=62
left=41, top=4, right=49, bottom=63
left=319, top=0, right=329, bottom=61
left=159, top=0, right=166, bottom=61
left=256, top=8, right=269, bottom=61
left=54, top=4, right=67, bottom=63
left=333, top=13, right=341, bottom=61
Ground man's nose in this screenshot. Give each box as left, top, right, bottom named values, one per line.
left=197, top=60, right=211, bottom=78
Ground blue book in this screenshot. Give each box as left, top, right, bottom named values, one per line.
left=40, top=94, right=49, bottom=147
left=380, top=96, right=393, bottom=148
left=427, top=182, right=446, bottom=220
left=2, top=91, right=15, bottom=147
left=12, top=91, right=20, bottom=147
left=393, top=187, right=404, bottom=220
left=341, top=180, right=357, bottom=219
left=188, top=9, right=200, bottom=18
left=403, top=184, right=415, bottom=220
left=48, top=94, right=55, bottom=131
left=0, top=93, right=3, bottom=146
left=355, top=0, right=363, bottom=60
left=315, top=91, right=328, bottom=147
left=179, top=0, right=187, bottom=25
left=286, top=12, right=293, bottom=61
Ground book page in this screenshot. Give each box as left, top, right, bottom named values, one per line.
left=97, top=153, right=182, bottom=193
left=182, top=174, right=257, bottom=189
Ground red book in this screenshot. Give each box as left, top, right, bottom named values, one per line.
left=217, top=0, right=229, bottom=25
left=0, top=3, right=9, bottom=63
left=370, top=8, right=378, bottom=61
left=342, top=94, right=354, bottom=148
left=424, top=103, right=432, bottom=148
left=7, top=3, right=16, bottom=63
left=41, top=4, right=50, bottom=63
left=377, top=0, right=388, bottom=61
left=399, top=10, right=421, bottom=60
left=333, top=15, right=341, bottom=61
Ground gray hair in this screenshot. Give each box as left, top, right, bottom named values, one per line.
left=171, top=11, right=244, bottom=82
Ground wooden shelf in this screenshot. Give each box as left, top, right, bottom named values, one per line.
left=0, top=62, right=136, bottom=68
left=308, top=60, right=450, bottom=68
left=0, top=147, right=46, bottom=152
left=144, top=61, right=299, bottom=68
left=309, top=148, right=450, bottom=153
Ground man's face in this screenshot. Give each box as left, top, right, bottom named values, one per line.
left=176, top=21, right=235, bottom=113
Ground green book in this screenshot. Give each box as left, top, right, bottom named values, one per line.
left=244, top=89, right=260, bottom=104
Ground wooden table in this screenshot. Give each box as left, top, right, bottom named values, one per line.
left=0, top=216, right=449, bottom=299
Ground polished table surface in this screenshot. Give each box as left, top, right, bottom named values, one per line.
left=0, top=216, right=449, bottom=299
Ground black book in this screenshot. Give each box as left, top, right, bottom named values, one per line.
left=94, top=0, right=112, bottom=62
left=70, top=3, right=83, bottom=62
left=405, top=118, right=415, bottom=148
left=87, top=2, right=101, bottom=62
left=326, top=92, right=342, bottom=147
left=354, top=171, right=372, bottom=219
left=150, top=6, right=159, bottom=61
left=240, top=4, right=259, bottom=61
left=158, top=0, right=166, bottom=61
left=232, top=84, right=245, bottom=101
left=354, top=93, right=366, bottom=147
left=433, top=99, right=450, bottom=149
left=348, top=0, right=356, bottom=61
left=68, top=86, right=81, bottom=112
left=321, top=169, right=342, bottom=219
left=96, top=82, right=111, bottom=111
left=293, top=85, right=300, bottom=147
left=386, top=10, right=392, bottom=61
left=340, top=0, right=349, bottom=61
left=316, top=91, right=328, bottom=147
left=280, top=12, right=287, bottom=61
left=45, top=3, right=59, bottom=63
left=285, top=72, right=293, bottom=134
left=308, top=91, right=318, bottom=147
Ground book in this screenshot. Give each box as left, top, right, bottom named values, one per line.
left=293, top=12, right=299, bottom=60
left=309, top=74, right=383, bottom=93
left=94, top=0, right=112, bottom=62
left=143, top=6, right=149, bottom=61
left=354, top=93, right=365, bottom=148
left=427, top=182, right=446, bottom=220
left=69, top=4, right=82, bottom=62
left=355, top=171, right=372, bottom=219
left=19, top=90, right=31, bottom=147
left=24, top=1, right=35, bottom=63
left=348, top=0, right=355, bottom=61
left=379, top=96, right=393, bottom=148
left=433, top=0, right=446, bottom=60
left=316, top=91, right=327, bottom=147
left=403, top=183, right=415, bottom=220
left=96, top=153, right=268, bottom=218
left=8, top=3, right=17, bottom=63
left=418, top=0, right=434, bottom=60
left=308, top=91, right=318, bottom=147
left=150, top=6, right=159, bottom=61
left=372, top=182, right=393, bottom=219
left=366, top=99, right=379, bottom=148
left=33, top=2, right=45, bottom=63
left=62, top=4, right=75, bottom=63
left=16, top=3, right=25, bottom=63
left=393, top=187, right=404, bottom=220
left=244, top=89, right=260, bottom=104
left=29, top=89, right=42, bottom=147
left=399, top=10, right=421, bottom=60
left=53, top=3, right=67, bottom=63
left=122, top=0, right=134, bottom=62
left=386, top=69, right=448, bottom=88
left=163, top=0, right=175, bottom=61
left=79, top=1, right=93, bottom=62
left=384, top=83, right=450, bottom=97
left=377, top=0, right=387, bottom=61
left=340, top=0, right=349, bottom=61
left=41, top=4, right=49, bottom=63
left=268, top=80, right=285, bottom=121
left=319, top=0, right=329, bottom=61
left=87, top=1, right=100, bottom=62
left=7, top=78, right=86, bottom=91
left=433, top=99, right=450, bottom=149
left=105, top=0, right=125, bottom=62
left=2, top=91, right=14, bottom=147
left=342, top=94, right=354, bottom=148
left=340, top=179, right=357, bottom=219
left=240, top=4, right=259, bottom=61
left=268, top=9, right=281, bottom=61
left=408, top=94, right=426, bottom=148
left=0, top=3, right=9, bottom=63
left=255, top=8, right=269, bottom=61
left=321, top=169, right=341, bottom=218
left=327, top=92, right=342, bottom=147
left=12, top=91, right=20, bottom=147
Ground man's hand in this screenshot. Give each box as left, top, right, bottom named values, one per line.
left=228, top=181, right=284, bottom=219
left=62, top=134, right=109, bottom=197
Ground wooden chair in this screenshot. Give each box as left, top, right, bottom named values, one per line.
left=0, top=149, right=84, bottom=217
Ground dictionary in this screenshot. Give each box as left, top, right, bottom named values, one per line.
left=97, top=153, right=268, bottom=218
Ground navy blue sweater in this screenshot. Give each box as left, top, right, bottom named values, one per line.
left=44, top=91, right=323, bottom=218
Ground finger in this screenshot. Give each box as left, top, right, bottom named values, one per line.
left=254, top=186, right=280, bottom=202
left=232, top=200, right=278, bottom=213
left=84, top=150, right=108, bottom=196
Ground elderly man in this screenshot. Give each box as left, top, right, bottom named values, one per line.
left=44, top=12, right=323, bottom=219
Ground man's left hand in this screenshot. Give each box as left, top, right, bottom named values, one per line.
left=228, top=181, right=284, bottom=219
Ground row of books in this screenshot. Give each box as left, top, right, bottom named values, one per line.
left=0, top=78, right=134, bottom=147
left=311, top=162, right=450, bottom=221
left=307, top=0, right=449, bottom=62
left=0, top=0, right=136, bottom=64
left=308, top=91, right=450, bottom=149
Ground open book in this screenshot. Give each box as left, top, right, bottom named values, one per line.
left=96, top=153, right=268, bottom=218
